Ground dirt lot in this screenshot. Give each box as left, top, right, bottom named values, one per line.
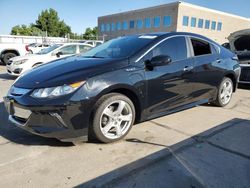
left=0, top=65, right=249, bottom=188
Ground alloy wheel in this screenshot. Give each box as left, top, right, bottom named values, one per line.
left=220, top=80, right=233, bottom=105
left=100, top=100, right=133, bottom=139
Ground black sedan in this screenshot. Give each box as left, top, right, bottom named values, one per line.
left=4, top=32, right=241, bottom=143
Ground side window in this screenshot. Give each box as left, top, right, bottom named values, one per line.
left=191, top=39, right=211, bottom=56
left=150, top=37, right=188, bottom=62
left=59, top=45, right=77, bottom=55
left=210, top=44, right=220, bottom=54
left=79, top=45, right=92, bottom=53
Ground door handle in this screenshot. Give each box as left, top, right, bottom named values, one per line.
left=183, top=66, right=193, bottom=72
left=216, top=59, right=222, bottom=63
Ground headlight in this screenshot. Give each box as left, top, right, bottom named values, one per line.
left=31, top=81, right=85, bottom=98
left=14, top=59, right=28, bottom=65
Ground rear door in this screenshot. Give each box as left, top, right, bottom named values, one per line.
left=189, top=37, right=222, bottom=102
left=143, top=36, right=195, bottom=116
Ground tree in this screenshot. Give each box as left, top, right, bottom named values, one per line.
left=35, top=8, right=71, bottom=37
left=11, top=24, right=43, bottom=36
left=11, top=25, right=31, bottom=35
left=83, top=27, right=98, bottom=40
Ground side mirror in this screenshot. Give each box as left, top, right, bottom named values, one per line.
left=145, top=55, right=172, bottom=70
left=56, top=51, right=63, bottom=58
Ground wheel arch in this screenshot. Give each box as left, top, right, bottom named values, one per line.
left=0, top=49, right=20, bottom=57
left=224, top=72, right=237, bottom=92
left=94, top=85, right=143, bottom=123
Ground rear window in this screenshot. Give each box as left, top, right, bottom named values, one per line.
left=191, top=38, right=211, bottom=56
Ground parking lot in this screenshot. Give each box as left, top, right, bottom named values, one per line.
left=0, top=64, right=249, bottom=187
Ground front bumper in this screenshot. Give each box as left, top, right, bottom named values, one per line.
left=239, top=64, right=250, bottom=83
left=3, top=97, right=89, bottom=142
left=6, top=64, right=23, bottom=76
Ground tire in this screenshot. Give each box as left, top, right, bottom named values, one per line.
left=91, top=93, right=135, bottom=143
left=213, top=77, right=233, bottom=107
left=2, top=52, right=17, bottom=65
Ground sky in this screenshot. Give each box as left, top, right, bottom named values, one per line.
left=0, top=0, right=250, bottom=35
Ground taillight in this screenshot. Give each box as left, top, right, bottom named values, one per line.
left=231, top=55, right=239, bottom=61
left=25, top=45, right=29, bottom=52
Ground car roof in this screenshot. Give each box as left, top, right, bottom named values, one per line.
left=129, top=32, right=216, bottom=44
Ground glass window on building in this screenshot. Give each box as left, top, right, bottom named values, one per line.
left=123, top=21, right=128, bottom=30
left=205, top=20, right=210, bottom=29
left=116, top=22, right=121, bottom=31
left=154, top=16, right=161, bottom=28
left=137, top=19, right=143, bottom=29
left=101, top=24, right=105, bottom=32
left=130, top=20, right=135, bottom=29
left=145, top=18, right=151, bottom=28
left=183, top=16, right=189, bottom=26
left=106, top=23, right=110, bottom=32
left=198, top=19, right=204, bottom=28
left=111, top=23, right=115, bottom=31
left=217, top=22, right=222, bottom=31
left=191, top=17, right=197, bottom=27
left=163, top=16, right=171, bottom=27
left=211, top=21, right=216, bottom=30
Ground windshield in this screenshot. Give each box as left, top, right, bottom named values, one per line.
left=37, top=44, right=62, bottom=54
left=82, top=35, right=157, bottom=58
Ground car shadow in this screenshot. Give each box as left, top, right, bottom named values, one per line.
left=76, top=118, right=250, bottom=188
left=238, top=83, right=250, bottom=90
left=0, top=73, right=16, bottom=81
left=0, top=102, right=73, bottom=147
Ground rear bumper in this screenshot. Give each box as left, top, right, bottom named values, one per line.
left=4, top=97, right=89, bottom=142
left=239, top=64, right=250, bottom=83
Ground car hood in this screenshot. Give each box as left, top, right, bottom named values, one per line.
left=14, top=55, right=128, bottom=89
left=10, top=54, right=47, bottom=61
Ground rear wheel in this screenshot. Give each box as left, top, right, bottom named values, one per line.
left=2, top=52, right=17, bottom=65
left=214, top=77, right=233, bottom=107
left=91, top=93, right=135, bottom=143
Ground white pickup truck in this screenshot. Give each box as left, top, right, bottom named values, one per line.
left=0, top=43, right=29, bottom=65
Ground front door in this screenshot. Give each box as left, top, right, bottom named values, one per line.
left=142, top=36, right=195, bottom=117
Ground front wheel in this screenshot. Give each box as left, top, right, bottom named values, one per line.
left=214, top=77, right=233, bottom=107
left=2, top=52, right=17, bottom=65
left=91, top=93, right=135, bottom=143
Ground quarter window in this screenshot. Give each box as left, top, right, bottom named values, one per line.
left=137, top=19, right=143, bottom=29
left=145, top=18, right=151, bottom=28
left=163, top=16, right=171, bottom=27
left=191, top=39, right=212, bottom=56
left=150, top=37, right=187, bottom=62
left=191, top=17, right=196, bottom=27
left=154, top=16, right=161, bottom=28
left=183, top=16, right=189, bottom=26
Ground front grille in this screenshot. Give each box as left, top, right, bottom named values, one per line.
left=13, top=116, right=27, bottom=124
left=9, top=86, right=31, bottom=96
left=240, top=67, right=250, bottom=82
